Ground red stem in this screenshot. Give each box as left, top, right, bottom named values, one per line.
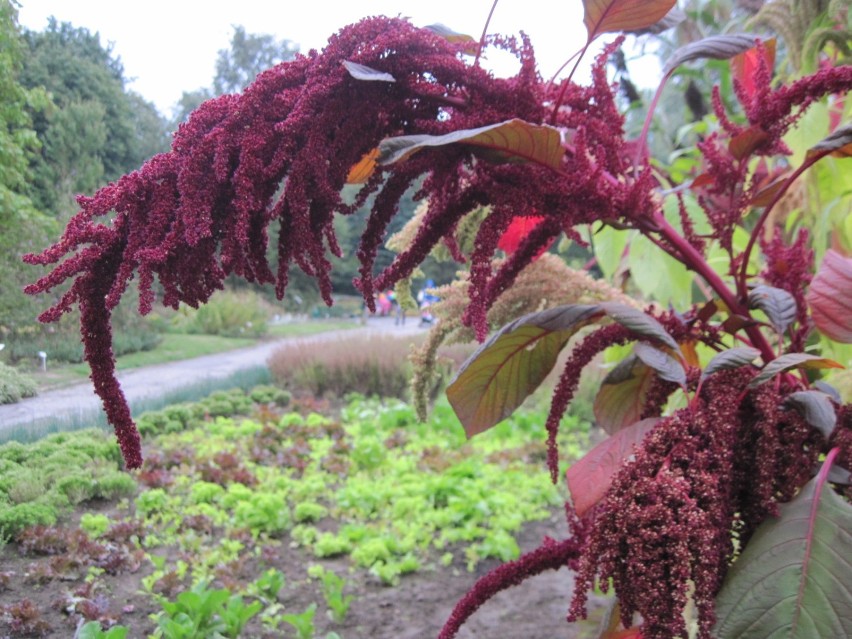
left=474, top=0, right=500, bottom=68
left=550, top=39, right=593, bottom=124
left=651, top=211, right=776, bottom=363
left=737, top=147, right=834, bottom=287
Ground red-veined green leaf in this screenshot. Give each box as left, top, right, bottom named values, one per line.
left=713, top=452, right=852, bottom=638
left=663, top=34, right=758, bottom=76
left=625, top=6, right=686, bottom=35
left=785, top=391, right=838, bottom=439
left=634, top=342, right=686, bottom=385
left=447, top=305, right=604, bottom=438
left=748, top=284, right=798, bottom=334
left=748, top=353, right=844, bottom=389
left=598, top=302, right=680, bottom=351
left=378, top=119, right=565, bottom=170
left=593, top=355, right=656, bottom=435
left=730, top=38, right=776, bottom=102
left=582, top=0, right=677, bottom=40
left=566, top=417, right=659, bottom=517
left=807, top=249, right=852, bottom=343
left=701, top=346, right=761, bottom=382
left=807, top=121, right=852, bottom=159
left=342, top=60, right=396, bottom=82
left=346, top=148, right=379, bottom=184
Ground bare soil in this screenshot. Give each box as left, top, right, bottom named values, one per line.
left=0, top=505, right=609, bottom=638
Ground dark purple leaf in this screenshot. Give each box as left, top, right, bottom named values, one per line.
left=748, top=353, right=844, bottom=389
left=634, top=342, right=686, bottom=385
left=598, top=302, right=679, bottom=351
left=701, top=346, right=761, bottom=381
left=748, top=284, right=798, bottom=333
left=785, top=390, right=838, bottom=438
left=663, top=34, right=758, bottom=76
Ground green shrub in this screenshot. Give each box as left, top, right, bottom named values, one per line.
left=293, top=502, right=328, bottom=523
left=0, top=502, right=57, bottom=538
left=95, top=472, right=138, bottom=500
left=172, top=290, right=269, bottom=337
left=80, top=513, right=111, bottom=538
left=56, top=475, right=97, bottom=505
left=0, top=362, right=37, bottom=404
left=232, top=493, right=291, bottom=535
left=268, top=334, right=420, bottom=399
left=249, top=385, right=291, bottom=406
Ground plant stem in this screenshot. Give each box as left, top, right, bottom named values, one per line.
left=737, top=148, right=833, bottom=287
left=475, top=0, right=500, bottom=68
left=651, top=211, right=776, bottom=363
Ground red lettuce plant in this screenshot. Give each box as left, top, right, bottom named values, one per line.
left=24, top=0, right=852, bottom=636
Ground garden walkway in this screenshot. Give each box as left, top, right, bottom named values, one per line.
left=0, top=316, right=421, bottom=437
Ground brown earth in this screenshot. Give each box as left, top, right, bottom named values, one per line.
left=0, top=505, right=610, bottom=639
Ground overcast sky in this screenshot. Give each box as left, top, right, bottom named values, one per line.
left=16, top=1, right=662, bottom=118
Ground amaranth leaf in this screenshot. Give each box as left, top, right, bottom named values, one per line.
left=447, top=305, right=603, bottom=437
left=583, top=0, right=677, bottom=40
left=663, top=34, right=758, bottom=76
left=748, top=353, right=844, bottom=389
left=713, top=451, right=852, bottom=638
left=748, top=284, right=798, bottom=334
left=701, top=346, right=761, bottom=381
left=593, top=355, right=656, bottom=435
left=378, top=119, right=565, bottom=170
left=566, top=418, right=660, bottom=517
left=785, top=390, right=838, bottom=439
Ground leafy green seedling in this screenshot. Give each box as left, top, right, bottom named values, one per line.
left=247, top=568, right=286, bottom=604
left=77, top=621, right=130, bottom=639
left=281, top=603, right=317, bottom=639
left=308, top=565, right=354, bottom=624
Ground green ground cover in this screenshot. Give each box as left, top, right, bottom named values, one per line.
left=0, top=387, right=590, bottom=637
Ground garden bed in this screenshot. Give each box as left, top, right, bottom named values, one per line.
left=0, top=389, right=603, bottom=638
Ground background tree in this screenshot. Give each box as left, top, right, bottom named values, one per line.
left=172, top=25, right=298, bottom=125
left=18, top=18, right=169, bottom=218
left=0, top=0, right=54, bottom=340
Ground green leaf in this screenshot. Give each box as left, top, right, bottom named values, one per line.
left=342, top=60, right=396, bottom=82
left=785, top=391, right=838, bottom=439
left=748, top=284, right=798, bottom=334
left=662, top=34, right=759, bottom=75
left=447, top=305, right=603, bottom=437
left=598, top=302, right=680, bottom=351
left=582, top=0, right=677, bottom=40
left=566, top=417, right=659, bottom=517
left=701, top=347, right=761, bottom=381
left=634, top=342, right=686, bottom=385
left=713, top=454, right=852, bottom=638
left=748, top=353, right=845, bottom=389
left=593, top=355, right=656, bottom=435
left=378, top=119, right=565, bottom=170
left=627, top=232, right=694, bottom=309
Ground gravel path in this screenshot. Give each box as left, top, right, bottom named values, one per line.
left=0, top=317, right=423, bottom=437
